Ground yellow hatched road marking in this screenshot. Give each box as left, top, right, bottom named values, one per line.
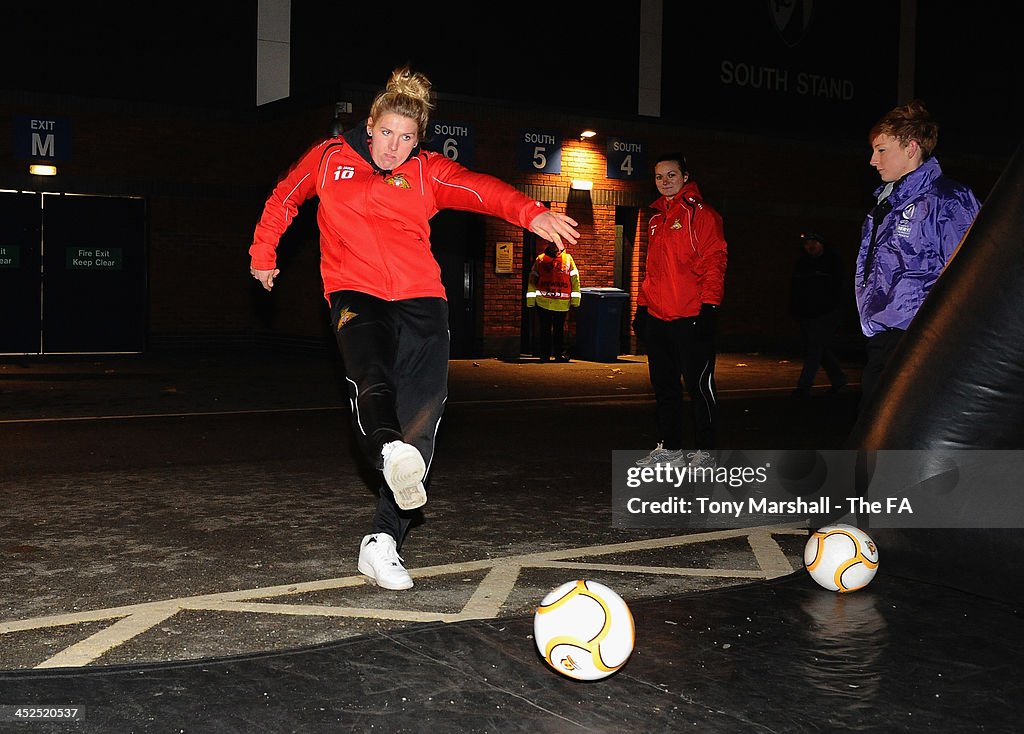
left=1, top=526, right=806, bottom=668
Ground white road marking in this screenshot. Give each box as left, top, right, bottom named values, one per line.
left=1, top=526, right=807, bottom=669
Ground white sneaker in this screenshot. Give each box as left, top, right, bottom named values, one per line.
left=381, top=440, right=427, bottom=510
left=686, top=450, right=718, bottom=470
left=357, top=533, right=413, bottom=590
left=635, top=442, right=684, bottom=467
left=667, top=451, right=692, bottom=469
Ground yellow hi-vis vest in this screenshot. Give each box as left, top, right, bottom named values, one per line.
left=526, top=251, right=581, bottom=312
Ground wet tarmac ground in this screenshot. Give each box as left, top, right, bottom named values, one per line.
left=1, top=349, right=1021, bottom=732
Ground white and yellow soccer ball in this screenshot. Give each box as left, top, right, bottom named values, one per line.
left=533, top=579, right=635, bottom=681
left=804, top=524, right=880, bottom=592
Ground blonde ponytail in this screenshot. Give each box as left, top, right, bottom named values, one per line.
left=369, top=66, right=435, bottom=138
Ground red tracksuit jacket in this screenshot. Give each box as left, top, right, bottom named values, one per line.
left=250, top=127, right=548, bottom=302
left=638, top=180, right=728, bottom=320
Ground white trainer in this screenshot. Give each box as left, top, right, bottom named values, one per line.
left=635, top=442, right=684, bottom=467
left=667, top=451, right=692, bottom=470
left=381, top=440, right=427, bottom=510
left=686, top=450, right=718, bottom=470
left=357, top=533, right=413, bottom=590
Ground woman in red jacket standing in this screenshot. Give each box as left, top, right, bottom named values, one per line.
left=249, top=66, right=579, bottom=590
left=633, top=152, right=728, bottom=471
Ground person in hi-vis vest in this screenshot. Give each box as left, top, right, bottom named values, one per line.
left=526, top=241, right=581, bottom=362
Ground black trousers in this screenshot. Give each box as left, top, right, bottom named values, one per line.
left=329, top=291, right=449, bottom=548
left=536, top=306, right=567, bottom=360
left=861, top=328, right=905, bottom=411
left=796, top=310, right=847, bottom=391
left=642, top=314, right=718, bottom=450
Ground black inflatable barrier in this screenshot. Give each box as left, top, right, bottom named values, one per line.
left=847, top=140, right=1024, bottom=605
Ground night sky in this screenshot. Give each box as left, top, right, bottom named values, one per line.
left=1, top=1, right=1018, bottom=155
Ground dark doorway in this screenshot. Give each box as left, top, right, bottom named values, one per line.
left=519, top=230, right=542, bottom=357
left=616, top=206, right=640, bottom=354
left=430, top=210, right=483, bottom=358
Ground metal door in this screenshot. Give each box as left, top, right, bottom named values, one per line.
left=0, top=192, right=42, bottom=354
left=42, top=194, right=147, bottom=354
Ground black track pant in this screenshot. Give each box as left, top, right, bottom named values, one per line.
left=329, top=291, right=449, bottom=548
left=796, top=310, right=847, bottom=391
left=642, top=314, right=718, bottom=451
left=860, top=328, right=904, bottom=412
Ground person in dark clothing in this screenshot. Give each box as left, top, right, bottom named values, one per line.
left=789, top=232, right=848, bottom=397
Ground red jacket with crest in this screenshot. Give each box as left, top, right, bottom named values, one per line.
left=638, top=180, right=728, bottom=320
left=251, top=127, right=548, bottom=302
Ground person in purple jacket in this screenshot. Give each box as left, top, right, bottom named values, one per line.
left=855, top=100, right=981, bottom=407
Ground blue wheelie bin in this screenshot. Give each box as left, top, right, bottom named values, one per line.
left=574, top=287, right=630, bottom=362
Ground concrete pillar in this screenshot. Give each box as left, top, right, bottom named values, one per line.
left=257, top=0, right=290, bottom=106
left=638, top=0, right=662, bottom=118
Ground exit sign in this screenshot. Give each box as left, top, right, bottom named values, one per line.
left=15, top=115, right=72, bottom=161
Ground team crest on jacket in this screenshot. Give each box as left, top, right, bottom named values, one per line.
left=670, top=219, right=682, bottom=230
left=384, top=173, right=411, bottom=189
left=896, top=203, right=917, bottom=238
left=336, top=307, right=358, bottom=330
